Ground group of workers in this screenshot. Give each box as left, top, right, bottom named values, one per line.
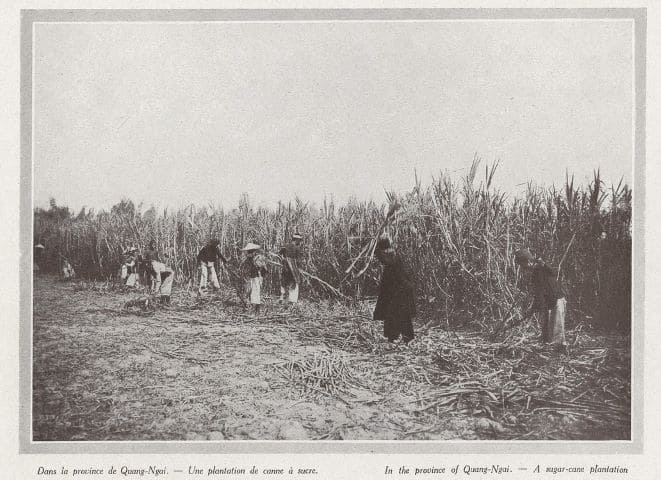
left=119, top=241, right=175, bottom=304
left=365, top=238, right=568, bottom=351
left=115, top=232, right=568, bottom=351
left=35, top=231, right=566, bottom=350
left=346, top=236, right=566, bottom=350
left=119, top=233, right=304, bottom=312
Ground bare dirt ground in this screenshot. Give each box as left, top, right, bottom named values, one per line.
left=33, top=275, right=630, bottom=441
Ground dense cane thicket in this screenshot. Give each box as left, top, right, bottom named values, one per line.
left=34, top=161, right=632, bottom=331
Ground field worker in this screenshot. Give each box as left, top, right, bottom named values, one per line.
left=120, top=247, right=140, bottom=288
left=142, top=241, right=160, bottom=291
left=279, top=232, right=303, bottom=304
left=241, top=243, right=267, bottom=314
left=34, top=243, right=45, bottom=272
left=140, top=257, right=174, bottom=305
left=61, top=257, right=76, bottom=280
left=514, top=248, right=568, bottom=352
left=197, top=238, right=228, bottom=295
left=373, top=235, right=416, bottom=345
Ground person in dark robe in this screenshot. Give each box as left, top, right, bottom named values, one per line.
left=279, top=232, right=303, bottom=304
left=373, top=236, right=416, bottom=344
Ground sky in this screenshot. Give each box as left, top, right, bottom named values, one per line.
left=33, top=19, right=634, bottom=212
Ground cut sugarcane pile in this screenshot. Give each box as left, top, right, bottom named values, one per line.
left=275, top=352, right=359, bottom=398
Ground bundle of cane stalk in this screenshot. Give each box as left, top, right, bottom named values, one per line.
left=221, top=262, right=248, bottom=307
left=277, top=352, right=356, bottom=397
left=265, top=252, right=349, bottom=299
left=344, top=193, right=402, bottom=279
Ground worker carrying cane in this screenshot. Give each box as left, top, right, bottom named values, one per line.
left=514, top=248, right=568, bottom=353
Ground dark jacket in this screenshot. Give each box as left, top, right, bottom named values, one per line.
left=373, top=250, right=416, bottom=321
left=144, top=248, right=159, bottom=262
left=198, top=244, right=227, bottom=264
left=279, top=243, right=302, bottom=287
left=530, top=262, right=566, bottom=311
left=241, top=254, right=267, bottom=279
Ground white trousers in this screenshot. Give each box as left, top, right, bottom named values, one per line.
left=280, top=284, right=299, bottom=303
left=543, top=297, right=567, bottom=345
left=246, top=277, right=263, bottom=305
left=62, top=264, right=75, bottom=280
left=125, top=273, right=139, bottom=288
left=156, top=272, right=174, bottom=296
left=199, top=261, right=220, bottom=290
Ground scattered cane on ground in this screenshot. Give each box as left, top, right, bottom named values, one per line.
left=33, top=276, right=629, bottom=441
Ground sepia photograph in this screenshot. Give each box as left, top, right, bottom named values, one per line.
left=24, top=9, right=640, bottom=448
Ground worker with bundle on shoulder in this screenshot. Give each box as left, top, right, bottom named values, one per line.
left=514, top=248, right=568, bottom=353
left=120, top=246, right=140, bottom=288
left=373, top=235, right=416, bottom=345
left=197, top=238, right=228, bottom=295
left=241, top=243, right=267, bottom=314
left=139, top=256, right=174, bottom=305
left=279, top=231, right=303, bottom=304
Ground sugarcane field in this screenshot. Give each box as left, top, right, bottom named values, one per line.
left=32, top=163, right=632, bottom=441
left=25, top=17, right=641, bottom=454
